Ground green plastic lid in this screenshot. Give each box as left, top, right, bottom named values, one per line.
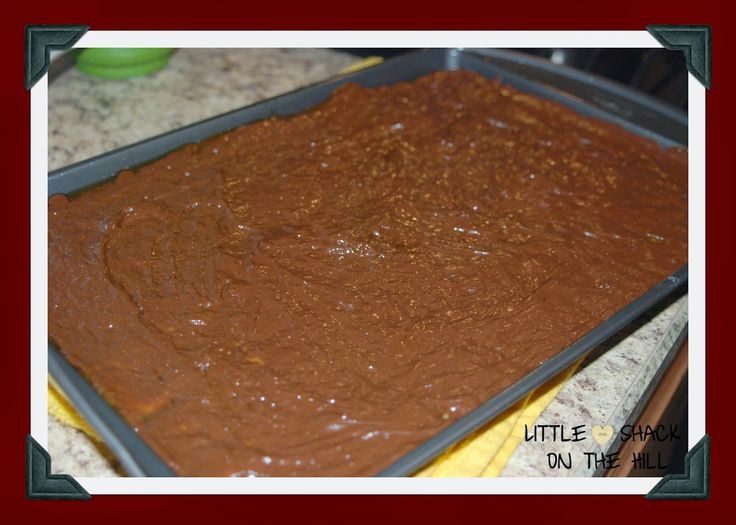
left=75, top=48, right=174, bottom=79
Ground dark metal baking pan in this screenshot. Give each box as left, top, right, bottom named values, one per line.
left=464, top=49, right=688, bottom=146
left=48, top=48, right=688, bottom=477
left=48, top=344, right=175, bottom=476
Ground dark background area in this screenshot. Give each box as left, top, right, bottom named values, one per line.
left=338, top=48, right=688, bottom=111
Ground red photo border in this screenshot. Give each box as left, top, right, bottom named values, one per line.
left=4, top=0, right=731, bottom=518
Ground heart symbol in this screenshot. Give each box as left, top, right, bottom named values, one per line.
left=591, top=425, right=614, bottom=445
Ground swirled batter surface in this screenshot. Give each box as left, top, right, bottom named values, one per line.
left=48, top=70, right=687, bottom=476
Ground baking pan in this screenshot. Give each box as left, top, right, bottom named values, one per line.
left=47, top=48, right=688, bottom=477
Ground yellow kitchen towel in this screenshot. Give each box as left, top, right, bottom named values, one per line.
left=48, top=357, right=582, bottom=476
left=340, top=56, right=384, bottom=75
left=48, top=383, right=100, bottom=440
left=416, top=357, right=583, bottom=477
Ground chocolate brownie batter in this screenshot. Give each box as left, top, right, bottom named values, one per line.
left=48, top=70, right=687, bottom=476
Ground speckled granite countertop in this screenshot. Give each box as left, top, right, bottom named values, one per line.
left=501, top=294, right=687, bottom=477
left=47, top=48, right=688, bottom=478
